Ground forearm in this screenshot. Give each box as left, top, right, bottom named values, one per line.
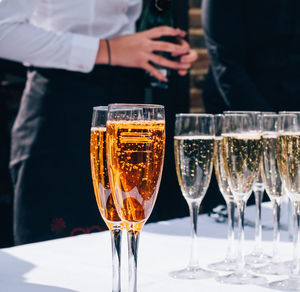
left=0, top=1, right=99, bottom=73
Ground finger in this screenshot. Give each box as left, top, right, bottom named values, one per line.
left=180, top=50, right=198, bottom=63
left=150, top=54, right=191, bottom=70
left=151, top=40, right=189, bottom=55
left=171, top=39, right=190, bottom=57
left=143, top=26, right=186, bottom=39
left=143, top=63, right=168, bottom=82
left=177, top=69, right=188, bottom=76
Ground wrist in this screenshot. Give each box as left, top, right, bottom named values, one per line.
left=108, top=38, right=122, bottom=66
left=95, top=40, right=110, bottom=65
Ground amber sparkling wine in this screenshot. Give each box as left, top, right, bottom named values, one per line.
left=174, top=135, right=215, bottom=201
left=222, top=134, right=263, bottom=201
left=90, top=127, right=121, bottom=230
left=107, top=120, right=165, bottom=231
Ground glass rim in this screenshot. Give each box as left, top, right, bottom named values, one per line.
left=261, top=113, right=278, bottom=117
left=175, top=113, right=214, bottom=117
left=279, top=111, right=300, bottom=114
left=223, top=111, right=261, bottom=114
left=93, top=106, right=108, bottom=111
left=108, top=103, right=164, bottom=109
left=223, top=113, right=252, bottom=117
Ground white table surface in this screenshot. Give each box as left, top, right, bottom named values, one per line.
left=0, top=202, right=294, bottom=292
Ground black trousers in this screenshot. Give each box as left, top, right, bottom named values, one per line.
left=10, top=66, right=145, bottom=245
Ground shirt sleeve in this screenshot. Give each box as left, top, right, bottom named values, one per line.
left=0, top=0, right=99, bottom=73
left=201, top=0, right=272, bottom=110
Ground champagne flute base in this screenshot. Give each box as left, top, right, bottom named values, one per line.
left=252, top=261, right=290, bottom=276
left=208, top=258, right=238, bottom=272
left=216, top=270, right=267, bottom=285
left=169, top=266, right=216, bottom=280
left=245, top=251, right=271, bottom=266
left=269, top=276, right=300, bottom=291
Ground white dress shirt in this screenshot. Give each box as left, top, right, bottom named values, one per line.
left=0, top=0, right=142, bottom=73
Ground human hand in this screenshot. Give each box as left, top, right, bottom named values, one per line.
left=172, top=39, right=198, bottom=76
left=95, top=26, right=193, bottom=82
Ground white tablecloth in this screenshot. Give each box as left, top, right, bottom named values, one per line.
left=0, top=202, right=293, bottom=292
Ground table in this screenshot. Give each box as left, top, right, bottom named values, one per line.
left=0, top=202, right=294, bottom=292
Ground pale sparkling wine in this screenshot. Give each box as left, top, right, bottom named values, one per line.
left=277, top=134, right=300, bottom=202
left=222, top=134, right=262, bottom=201
left=107, top=121, right=165, bottom=231
left=214, top=137, right=234, bottom=201
left=255, top=161, right=264, bottom=186
left=262, top=133, right=283, bottom=201
left=90, top=127, right=121, bottom=230
left=174, top=135, right=215, bottom=201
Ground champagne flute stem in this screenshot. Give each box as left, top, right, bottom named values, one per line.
left=110, top=228, right=122, bottom=292
left=188, top=200, right=201, bottom=268
left=127, top=229, right=140, bottom=292
left=237, top=200, right=246, bottom=271
left=226, top=200, right=235, bottom=259
left=254, top=187, right=263, bottom=252
left=292, top=201, right=300, bottom=276
left=272, top=200, right=280, bottom=262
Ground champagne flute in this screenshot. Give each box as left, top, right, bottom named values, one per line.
left=254, top=114, right=289, bottom=275
left=208, top=114, right=237, bottom=272
left=90, top=106, right=123, bottom=292
left=224, top=110, right=272, bottom=265
left=217, top=113, right=266, bottom=285
left=106, top=103, right=165, bottom=292
left=169, top=114, right=216, bottom=279
left=269, top=112, right=300, bottom=290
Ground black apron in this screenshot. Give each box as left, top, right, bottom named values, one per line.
left=9, top=65, right=145, bottom=245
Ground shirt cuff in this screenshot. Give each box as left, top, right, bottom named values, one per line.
left=68, top=34, right=99, bottom=73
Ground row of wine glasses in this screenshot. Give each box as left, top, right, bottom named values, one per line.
left=169, top=112, right=264, bottom=283
left=89, top=106, right=300, bottom=291
left=170, top=111, right=300, bottom=290
left=90, top=104, right=165, bottom=292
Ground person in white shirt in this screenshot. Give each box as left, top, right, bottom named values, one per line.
left=0, top=0, right=197, bottom=245
left=0, top=0, right=194, bottom=81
